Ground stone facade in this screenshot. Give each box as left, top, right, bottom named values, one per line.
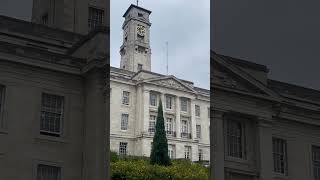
left=110, top=5, right=210, bottom=162
left=211, top=51, right=320, bottom=180
left=0, top=9, right=109, bottom=180
left=32, top=0, right=108, bottom=34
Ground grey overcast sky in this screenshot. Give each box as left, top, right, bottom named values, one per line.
left=212, top=0, right=320, bottom=90
left=0, top=0, right=32, bottom=21
left=111, top=0, right=210, bottom=89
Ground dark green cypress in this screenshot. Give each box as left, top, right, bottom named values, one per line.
left=150, top=99, right=171, bottom=166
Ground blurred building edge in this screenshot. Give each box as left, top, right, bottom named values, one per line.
left=0, top=0, right=110, bottom=180
left=211, top=50, right=320, bottom=180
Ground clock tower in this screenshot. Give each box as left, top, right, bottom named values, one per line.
left=120, top=4, right=152, bottom=72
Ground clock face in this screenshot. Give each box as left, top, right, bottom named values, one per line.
left=137, top=25, right=146, bottom=36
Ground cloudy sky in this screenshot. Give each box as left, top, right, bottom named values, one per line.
left=0, top=0, right=32, bottom=21
left=111, top=0, right=210, bottom=89
left=213, top=0, right=320, bottom=90
left=2, top=0, right=318, bottom=90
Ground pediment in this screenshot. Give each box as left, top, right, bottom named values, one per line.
left=143, top=76, right=196, bottom=93
left=212, top=52, right=280, bottom=99
left=213, top=65, right=264, bottom=94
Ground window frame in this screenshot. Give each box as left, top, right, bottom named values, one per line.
left=119, top=142, right=128, bottom=156
left=37, top=164, right=61, bottom=180
left=148, top=115, right=156, bottom=133
left=165, top=95, right=174, bottom=110
left=33, top=160, right=64, bottom=180
left=195, top=105, right=200, bottom=117
left=180, top=97, right=188, bottom=112
left=272, top=137, right=288, bottom=175
left=196, top=125, right=201, bottom=139
left=0, top=85, right=5, bottom=130
left=149, top=92, right=157, bottom=107
left=88, top=6, right=104, bottom=30
left=137, top=64, right=143, bottom=71
left=166, top=117, right=175, bottom=136
left=198, top=149, right=203, bottom=161
left=225, top=119, right=246, bottom=159
left=122, top=91, right=130, bottom=105
left=41, top=13, right=49, bottom=25
left=168, top=144, right=176, bottom=159
left=40, top=93, right=65, bottom=137
left=313, top=145, right=320, bottom=180
left=181, top=119, right=188, bottom=133
left=120, top=113, right=129, bottom=130
left=184, top=146, right=192, bottom=160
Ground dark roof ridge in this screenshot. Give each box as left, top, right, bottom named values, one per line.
left=0, top=15, right=84, bottom=43
left=268, top=79, right=320, bottom=93
left=212, top=52, right=269, bottom=73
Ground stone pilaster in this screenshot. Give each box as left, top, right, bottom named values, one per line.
left=190, top=99, right=197, bottom=140
left=143, top=89, right=150, bottom=133
left=211, top=109, right=225, bottom=180
left=257, top=117, right=273, bottom=180
left=82, top=69, right=107, bottom=180
left=175, top=96, right=181, bottom=138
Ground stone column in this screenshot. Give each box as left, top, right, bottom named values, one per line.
left=161, top=93, right=165, bottom=106
left=175, top=96, right=181, bottom=138
left=143, top=89, right=150, bottom=133
left=212, top=109, right=225, bottom=180
left=257, top=118, right=273, bottom=180
left=190, top=98, right=196, bottom=140
left=82, top=68, right=108, bottom=180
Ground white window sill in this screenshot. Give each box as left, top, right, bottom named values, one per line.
left=121, top=104, right=130, bottom=107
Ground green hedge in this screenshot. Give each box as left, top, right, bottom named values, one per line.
left=110, top=154, right=209, bottom=180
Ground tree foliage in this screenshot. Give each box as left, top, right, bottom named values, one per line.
left=150, top=99, right=171, bottom=166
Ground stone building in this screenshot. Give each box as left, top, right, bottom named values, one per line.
left=110, top=4, right=210, bottom=162
left=211, top=51, right=320, bottom=180
left=32, top=0, right=108, bottom=34
left=0, top=0, right=109, bottom=179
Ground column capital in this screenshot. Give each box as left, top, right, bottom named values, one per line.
left=257, top=116, right=273, bottom=127
left=211, top=108, right=225, bottom=119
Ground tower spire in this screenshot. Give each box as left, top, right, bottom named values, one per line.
left=137, top=0, right=139, bottom=6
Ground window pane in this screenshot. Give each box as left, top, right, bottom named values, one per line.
left=0, top=85, right=4, bottom=112
left=180, top=98, right=188, bottom=112
left=313, top=146, right=320, bottom=180
left=195, top=105, right=200, bottom=117
left=196, top=125, right=201, bottom=139
left=37, top=164, right=61, bottom=180
left=88, top=7, right=104, bottom=30
left=184, top=146, right=191, bottom=159
left=166, top=95, right=173, bottom=109
left=272, top=138, right=288, bottom=175
left=149, top=93, right=156, bottom=106
left=40, top=93, right=64, bottom=136
left=226, top=120, right=243, bottom=158
left=148, top=115, right=156, bottom=133
left=122, top=91, right=130, bottom=105
left=199, top=149, right=203, bottom=161
left=121, top=114, right=128, bottom=130
left=119, top=142, right=128, bottom=156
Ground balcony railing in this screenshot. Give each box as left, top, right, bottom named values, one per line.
left=148, top=129, right=176, bottom=137
left=148, top=128, right=155, bottom=134
left=181, top=132, right=192, bottom=139
left=166, top=131, right=176, bottom=137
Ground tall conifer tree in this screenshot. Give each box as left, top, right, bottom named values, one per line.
left=150, top=99, right=171, bottom=166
